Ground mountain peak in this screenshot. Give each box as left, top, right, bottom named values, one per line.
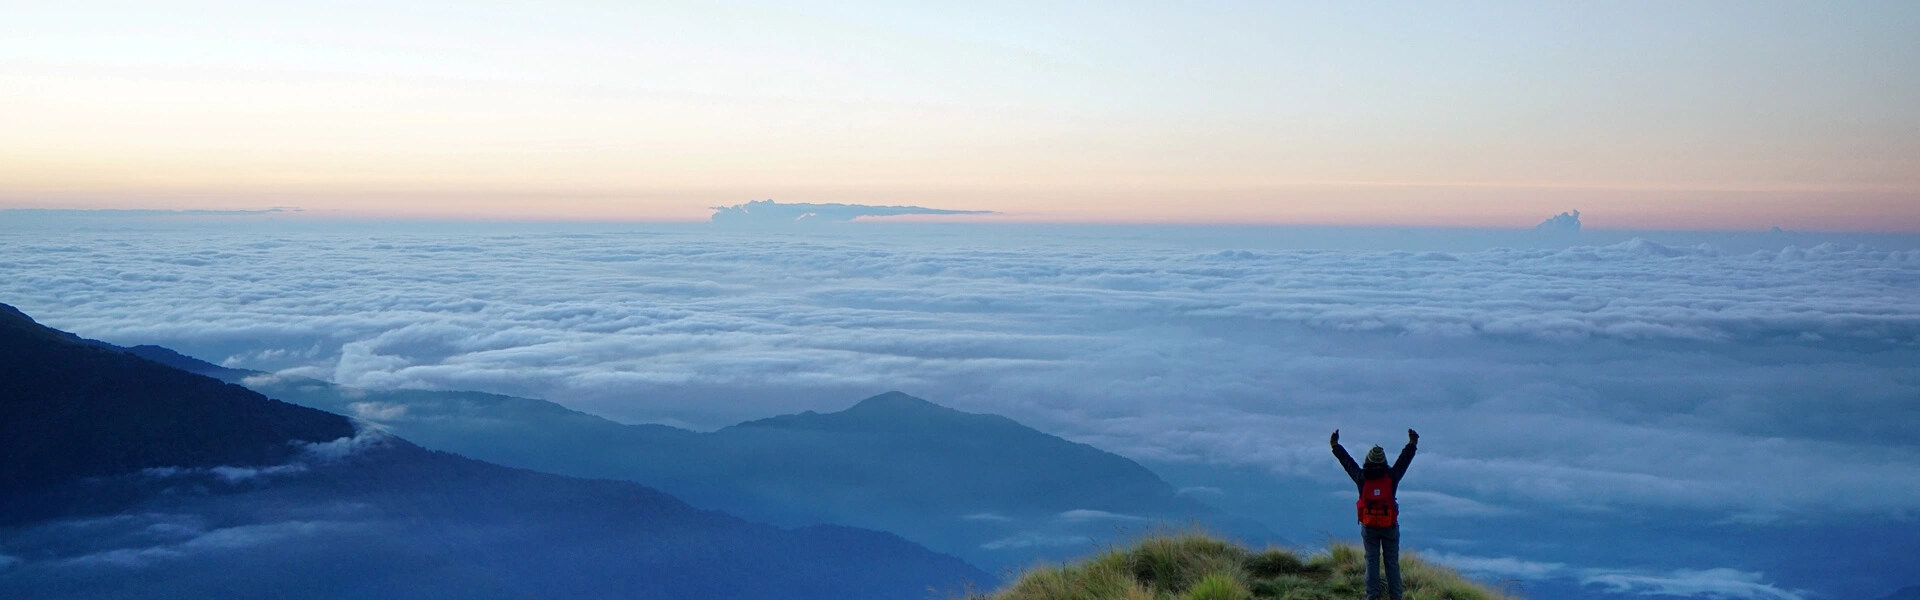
left=1, top=302, right=355, bottom=497
left=722, top=391, right=978, bottom=433
left=844, top=391, right=943, bottom=413
left=0, top=302, right=63, bottom=343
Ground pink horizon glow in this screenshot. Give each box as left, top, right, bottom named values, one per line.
left=6, top=183, right=1916, bottom=232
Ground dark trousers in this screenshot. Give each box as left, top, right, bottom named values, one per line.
left=1362, top=525, right=1403, bottom=599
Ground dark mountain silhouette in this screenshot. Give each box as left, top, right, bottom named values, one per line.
left=116, top=342, right=253, bottom=380
left=230, top=373, right=1279, bottom=571
left=710, top=199, right=993, bottom=225
left=0, top=304, right=353, bottom=501
left=0, top=302, right=987, bottom=599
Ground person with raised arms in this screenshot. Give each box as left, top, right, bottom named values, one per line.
left=1331, top=428, right=1418, bottom=600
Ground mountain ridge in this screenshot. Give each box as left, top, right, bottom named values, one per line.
left=212, top=366, right=1278, bottom=572
left=0, top=305, right=355, bottom=501
left=0, top=302, right=989, bottom=599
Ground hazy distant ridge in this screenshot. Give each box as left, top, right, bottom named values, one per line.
left=0, top=302, right=987, bottom=599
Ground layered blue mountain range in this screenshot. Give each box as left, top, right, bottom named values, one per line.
left=226, top=376, right=1278, bottom=572
left=0, top=303, right=987, bottom=599
left=111, top=327, right=1279, bottom=573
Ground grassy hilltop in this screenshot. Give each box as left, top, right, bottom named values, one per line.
left=971, top=533, right=1516, bottom=600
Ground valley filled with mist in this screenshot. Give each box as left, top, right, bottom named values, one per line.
left=4, top=216, right=1916, bottom=599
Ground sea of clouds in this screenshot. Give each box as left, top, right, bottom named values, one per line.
left=3, top=218, right=1916, bottom=598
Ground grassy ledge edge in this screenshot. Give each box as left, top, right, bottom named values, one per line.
left=965, top=532, right=1520, bottom=600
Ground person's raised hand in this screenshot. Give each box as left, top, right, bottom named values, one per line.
left=1330, top=429, right=1340, bottom=447
left=1408, top=429, right=1419, bottom=444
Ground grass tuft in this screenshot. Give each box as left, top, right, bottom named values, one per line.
left=972, top=533, right=1518, bottom=600
left=1125, top=533, right=1247, bottom=593
left=1243, top=549, right=1306, bottom=579
left=1181, top=572, right=1250, bottom=600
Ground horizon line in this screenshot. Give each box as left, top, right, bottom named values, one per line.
left=7, top=207, right=1920, bottom=235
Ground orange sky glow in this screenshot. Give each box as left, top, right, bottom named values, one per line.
left=3, top=2, right=1916, bottom=231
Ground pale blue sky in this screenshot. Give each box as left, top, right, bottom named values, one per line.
left=3, top=1, right=1916, bottom=228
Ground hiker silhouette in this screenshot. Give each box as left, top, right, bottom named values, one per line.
left=1331, top=428, right=1418, bottom=600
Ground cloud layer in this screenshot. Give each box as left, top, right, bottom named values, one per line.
left=3, top=221, right=1918, bottom=598
left=1431, top=553, right=1806, bottom=600
left=2, top=224, right=1916, bottom=516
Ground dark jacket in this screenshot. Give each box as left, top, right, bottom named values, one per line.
left=1333, top=441, right=1416, bottom=494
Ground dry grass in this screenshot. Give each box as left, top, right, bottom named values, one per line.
left=969, top=532, right=1518, bottom=600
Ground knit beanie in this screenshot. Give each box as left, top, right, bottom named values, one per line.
left=1365, top=446, right=1388, bottom=466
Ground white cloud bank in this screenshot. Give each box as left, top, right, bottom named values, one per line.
left=2, top=223, right=1917, bottom=525
left=1583, top=568, right=1806, bottom=600
left=51, top=520, right=352, bottom=569
left=980, top=533, right=1093, bottom=550
left=1431, top=552, right=1806, bottom=600
left=0, top=512, right=360, bottom=572
left=139, top=425, right=391, bottom=483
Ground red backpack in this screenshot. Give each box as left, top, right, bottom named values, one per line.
left=1356, top=474, right=1398, bottom=528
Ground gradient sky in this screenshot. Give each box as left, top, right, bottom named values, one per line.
left=4, top=1, right=1918, bottom=229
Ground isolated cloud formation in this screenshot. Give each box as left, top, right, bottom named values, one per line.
left=49, top=520, right=351, bottom=569
left=136, top=425, right=389, bottom=483
left=1536, top=210, right=1581, bottom=232
left=0, top=511, right=362, bottom=574
left=979, top=533, right=1092, bottom=551
left=1056, top=509, right=1148, bottom=523
left=1427, top=553, right=1566, bottom=581
left=709, top=199, right=992, bottom=225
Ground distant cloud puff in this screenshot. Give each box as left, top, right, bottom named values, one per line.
left=1427, top=552, right=1565, bottom=580
left=1394, top=491, right=1512, bottom=517
left=131, top=426, right=387, bottom=485
left=300, top=426, right=391, bottom=461
left=960, top=512, right=1012, bottom=522
left=40, top=518, right=352, bottom=569
left=979, top=533, right=1093, bottom=550
left=709, top=199, right=991, bottom=225
left=1056, top=509, right=1147, bottom=523
left=209, top=464, right=308, bottom=482
left=1536, top=210, right=1581, bottom=232
left=347, top=401, right=409, bottom=420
